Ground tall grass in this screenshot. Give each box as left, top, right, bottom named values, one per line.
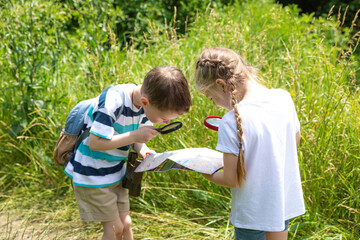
left=1, top=0, right=359, bottom=239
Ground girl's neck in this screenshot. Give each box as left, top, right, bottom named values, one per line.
left=241, top=79, right=266, bottom=101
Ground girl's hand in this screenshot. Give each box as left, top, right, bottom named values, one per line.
left=201, top=173, right=213, bottom=181
left=201, top=153, right=239, bottom=188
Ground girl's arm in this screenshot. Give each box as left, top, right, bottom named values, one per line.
left=88, top=126, right=159, bottom=151
left=296, top=131, right=301, bottom=145
left=202, top=152, right=239, bottom=188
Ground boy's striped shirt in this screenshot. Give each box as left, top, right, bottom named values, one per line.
left=65, top=84, right=152, bottom=187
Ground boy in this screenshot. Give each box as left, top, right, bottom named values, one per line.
left=64, top=66, right=192, bottom=240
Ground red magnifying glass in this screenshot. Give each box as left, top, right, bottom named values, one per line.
left=204, top=116, right=222, bottom=131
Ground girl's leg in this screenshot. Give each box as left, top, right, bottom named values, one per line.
left=102, top=217, right=123, bottom=240
left=235, top=220, right=289, bottom=240
left=234, top=227, right=265, bottom=240
left=266, top=219, right=289, bottom=240
left=265, top=230, right=288, bottom=240
left=119, top=211, right=133, bottom=240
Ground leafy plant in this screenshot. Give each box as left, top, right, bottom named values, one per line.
left=0, top=0, right=359, bottom=239
left=0, top=0, right=69, bottom=137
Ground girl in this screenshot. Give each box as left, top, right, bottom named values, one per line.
left=194, top=47, right=305, bottom=240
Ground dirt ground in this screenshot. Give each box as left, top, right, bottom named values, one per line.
left=0, top=213, right=62, bottom=240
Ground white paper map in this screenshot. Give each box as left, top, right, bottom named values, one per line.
left=135, top=148, right=223, bottom=174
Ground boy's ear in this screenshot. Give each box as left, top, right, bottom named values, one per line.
left=140, top=96, right=150, bottom=106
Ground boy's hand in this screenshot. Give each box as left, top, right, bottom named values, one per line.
left=139, top=149, right=156, bottom=160
left=133, top=126, right=159, bottom=143
left=133, top=142, right=156, bottom=159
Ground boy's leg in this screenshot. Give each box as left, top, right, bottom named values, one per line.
left=119, top=211, right=133, bottom=240
left=114, top=182, right=131, bottom=239
left=73, top=183, right=128, bottom=239
left=102, top=218, right=123, bottom=240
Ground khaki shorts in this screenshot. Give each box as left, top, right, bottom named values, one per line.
left=73, top=182, right=130, bottom=222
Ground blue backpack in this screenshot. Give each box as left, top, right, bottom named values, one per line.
left=54, top=92, right=141, bottom=196
left=53, top=87, right=126, bottom=166
left=53, top=98, right=94, bottom=166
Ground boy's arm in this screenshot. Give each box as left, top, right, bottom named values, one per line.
left=133, top=142, right=156, bottom=159
left=202, top=152, right=238, bottom=188
left=88, top=126, right=159, bottom=151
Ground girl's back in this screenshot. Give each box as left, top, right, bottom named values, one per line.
left=216, top=88, right=305, bottom=231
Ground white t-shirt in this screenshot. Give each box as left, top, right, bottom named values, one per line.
left=216, top=88, right=305, bottom=231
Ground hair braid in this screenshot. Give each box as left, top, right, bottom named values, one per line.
left=229, top=80, right=246, bottom=187
left=195, top=47, right=255, bottom=187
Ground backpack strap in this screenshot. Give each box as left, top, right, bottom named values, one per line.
left=74, top=128, right=90, bottom=152
left=72, top=86, right=127, bottom=156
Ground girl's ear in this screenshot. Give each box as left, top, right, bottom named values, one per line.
left=215, top=79, right=229, bottom=93
left=140, top=96, right=150, bottom=106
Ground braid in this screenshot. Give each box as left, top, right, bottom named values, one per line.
left=197, top=58, right=233, bottom=81
left=229, top=80, right=246, bottom=187
left=195, top=47, right=254, bottom=187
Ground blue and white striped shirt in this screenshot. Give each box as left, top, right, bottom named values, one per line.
left=65, top=84, right=152, bottom=187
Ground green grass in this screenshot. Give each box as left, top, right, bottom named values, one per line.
left=1, top=0, right=359, bottom=239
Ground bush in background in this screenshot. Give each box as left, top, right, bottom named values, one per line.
left=0, top=0, right=359, bottom=238
left=277, top=0, right=360, bottom=30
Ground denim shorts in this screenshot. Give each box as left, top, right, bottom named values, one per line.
left=234, top=220, right=289, bottom=240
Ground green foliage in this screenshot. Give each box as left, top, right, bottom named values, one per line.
left=0, top=0, right=359, bottom=239
left=277, top=0, right=360, bottom=28
left=0, top=0, right=70, bottom=137
left=58, top=0, right=232, bottom=48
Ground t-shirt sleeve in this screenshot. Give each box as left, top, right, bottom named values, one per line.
left=90, top=87, right=123, bottom=139
left=216, top=113, right=240, bottom=155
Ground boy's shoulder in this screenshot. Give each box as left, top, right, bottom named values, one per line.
left=101, top=84, right=136, bottom=99
left=108, top=83, right=135, bottom=92
left=94, top=84, right=135, bottom=111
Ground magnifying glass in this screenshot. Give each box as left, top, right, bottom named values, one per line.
left=156, top=121, right=182, bottom=134
left=204, top=116, right=222, bottom=131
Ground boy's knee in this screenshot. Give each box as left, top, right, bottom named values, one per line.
left=113, top=223, right=124, bottom=237
left=122, top=215, right=132, bottom=231
left=103, top=220, right=124, bottom=238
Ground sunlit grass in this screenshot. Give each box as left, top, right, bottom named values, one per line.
left=1, top=0, right=359, bottom=239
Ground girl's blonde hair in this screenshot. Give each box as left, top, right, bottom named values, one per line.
left=194, top=47, right=257, bottom=187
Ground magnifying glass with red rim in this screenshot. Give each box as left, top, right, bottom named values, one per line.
left=204, top=116, right=222, bottom=131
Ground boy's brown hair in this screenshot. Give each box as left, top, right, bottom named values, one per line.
left=142, top=66, right=192, bottom=113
